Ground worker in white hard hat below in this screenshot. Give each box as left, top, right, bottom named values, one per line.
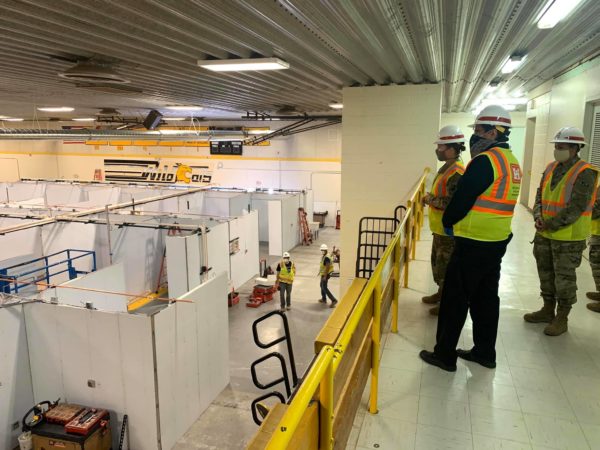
left=524, top=127, right=598, bottom=334
left=422, top=125, right=466, bottom=316
left=318, top=244, right=337, bottom=307
left=276, top=252, right=296, bottom=311
left=420, top=105, right=522, bottom=372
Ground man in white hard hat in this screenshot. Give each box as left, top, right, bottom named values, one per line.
left=525, top=127, right=598, bottom=334
left=276, top=251, right=296, bottom=311
left=420, top=105, right=521, bottom=372
left=318, top=244, right=337, bottom=307
left=422, top=125, right=466, bottom=315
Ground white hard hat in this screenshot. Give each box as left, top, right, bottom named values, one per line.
left=470, top=105, right=512, bottom=128
left=434, top=125, right=465, bottom=144
left=320, top=244, right=328, bottom=251
left=283, top=252, right=290, bottom=258
left=550, top=126, right=587, bottom=146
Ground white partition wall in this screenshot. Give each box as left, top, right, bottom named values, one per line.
left=24, top=303, right=158, bottom=450
left=268, top=200, right=283, bottom=256
left=21, top=272, right=230, bottom=450
left=280, top=194, right=301, bottom=251
left=229, top=211, right=260, bottom=288
left=0, top=306, right=34, bottom=450
left=154, top=272, right=229, bottom=450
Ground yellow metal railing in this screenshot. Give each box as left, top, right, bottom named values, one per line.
left=264, top=168, right=430, bottom=449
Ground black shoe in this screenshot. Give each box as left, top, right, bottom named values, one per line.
left=419, top=350, right=456, bottom=372
left=329, top=300, right=338, bottom=308
left=456, top=349, right=496, bottom=369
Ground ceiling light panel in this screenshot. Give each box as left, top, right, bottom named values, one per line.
left=198, top=57, right=290, bottom=72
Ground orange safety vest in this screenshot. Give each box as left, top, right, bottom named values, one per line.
left=454, top=147, right=521, bottom=241
left=540, top=160, right=597, bottom=241
left=429, top=161, right=465, bottom=236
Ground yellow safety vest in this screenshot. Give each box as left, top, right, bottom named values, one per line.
left=540, top=161, right=597, bottom=241
left=429, top=161, right=465, bottom=236
left=320, top=255, right=334, bottom=276
left=279, top=261, right=295, bottom=284
left=454, top=147, right=521, bottom=242
left=592, top=186, right=600, bottom=236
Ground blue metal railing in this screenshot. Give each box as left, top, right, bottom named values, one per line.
left=0, top=249, right=97, bottom=294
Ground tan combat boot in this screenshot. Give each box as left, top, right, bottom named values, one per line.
left=586, top=291, right=600, bottom=301
left=544, top=306, right=571, bottom=336
left=422, top=290, right=441, bottom=304
left=587, top=302, right=600, bottom=313
left=524, top=299, right=556, bottom=323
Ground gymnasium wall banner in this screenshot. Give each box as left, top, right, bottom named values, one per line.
left=103, top=159, right=213, bottom=184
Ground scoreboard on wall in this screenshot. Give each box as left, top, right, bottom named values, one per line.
left=210, top=140, right=243, bottom=155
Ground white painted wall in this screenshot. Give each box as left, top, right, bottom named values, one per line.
left=522, top=61, right=600, bottom=210
left=229, top=211, right=260, bottom=289
left=340, top=84, right=442, bottom=290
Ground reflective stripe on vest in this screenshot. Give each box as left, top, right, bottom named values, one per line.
left=429, top=161, right=464, bottom=236
left=279, top=261, right=295, bottom=284
left=320, top=255, right=334, bottom=276
left=540, top=161, right=597, bottom=241
left=454, top=147, right=522, bottom=242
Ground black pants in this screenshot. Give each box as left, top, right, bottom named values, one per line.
left=279, top=282, right=292, bottom=308
left=320, top=277, right=337, bottom=303
left=434, top=235, right=511, bottom=365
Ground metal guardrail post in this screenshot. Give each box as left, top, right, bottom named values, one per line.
left=319, top=347, right=334, bottom=450
left=392, top=237, right=400, bottom=334
left=369, top=278, right=382, bottom=414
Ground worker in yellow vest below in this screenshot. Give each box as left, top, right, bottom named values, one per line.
left=524, top=127, right=598, bottom=335
left=422, top=125, right=465, bottom=316
left=420, top=105, right=521, bottom=372
left=276, top=252, right=296, bottom=312
left=318, top=244, right=337, bottom=308
left=586, top=187, right=600, bottom=313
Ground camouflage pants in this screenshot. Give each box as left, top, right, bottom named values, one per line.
left=431, top=233, right=455, bottom=288
left=589, top=235, right=600, bottom=291
left=533, top=234, right=586, bottom=307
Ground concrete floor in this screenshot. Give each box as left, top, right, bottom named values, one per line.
left=173, top=227, right=341, bottom=450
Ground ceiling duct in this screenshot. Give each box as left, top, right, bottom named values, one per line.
left=58, top=61, right=130, bottom=84
left=0, top=129, right=244, bottom=141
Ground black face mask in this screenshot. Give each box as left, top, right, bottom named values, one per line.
left=435, top=149, right=446, bottom=162
left=469, top=133, right=496, bottom=158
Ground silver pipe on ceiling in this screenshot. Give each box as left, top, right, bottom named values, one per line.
left=0, top=129, right=243, bottom=141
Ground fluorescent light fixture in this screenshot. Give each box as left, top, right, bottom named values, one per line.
left=329, top=103, right=343, bottom=109
left=0, top=115, right=9, bottom=119
left=268, top=188, right=274, bottom=195
left=163, top=117, right=186, bottom=121
left=2, top=117, right=24, bottom=121
left=537, top=0, right=583, bottom=29
left=116, top=124, right=129, bottom=130
left=247, top=129, right=271, bottom=135
left=198, top=57, right=290, bottom=72
left=503, top=104, right=517, bottom=111
left=165, top=106, right=203, bottom=111
left=37, top=106, right=74, bottom=112
left=72, top=117, right=95, bottom=122
left=501, top=55, right=526, bottom=74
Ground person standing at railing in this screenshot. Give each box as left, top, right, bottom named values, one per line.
left=422, top=125, right=466, bottom=316
left=420, top=105, right=521, bottom=372
left=586, top=185, right=600, bottom=314
left=276, top=251, right=295, bottom=312
left=524, top=127, right=598, bottom=333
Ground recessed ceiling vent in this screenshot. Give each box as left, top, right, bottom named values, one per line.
left=58, top=61, right=130, bottom=84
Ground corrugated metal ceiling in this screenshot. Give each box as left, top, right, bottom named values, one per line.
left=0, top=0, right=598, bottom=118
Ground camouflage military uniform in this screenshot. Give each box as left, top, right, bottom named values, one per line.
left=428, top=162, right=462, bottom=289
left=532, top=157, right=597, bottom=307
left=589, top=196, right=600, bottom=291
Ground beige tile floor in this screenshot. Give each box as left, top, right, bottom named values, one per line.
left=347, top=206, right=600, bottom=450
